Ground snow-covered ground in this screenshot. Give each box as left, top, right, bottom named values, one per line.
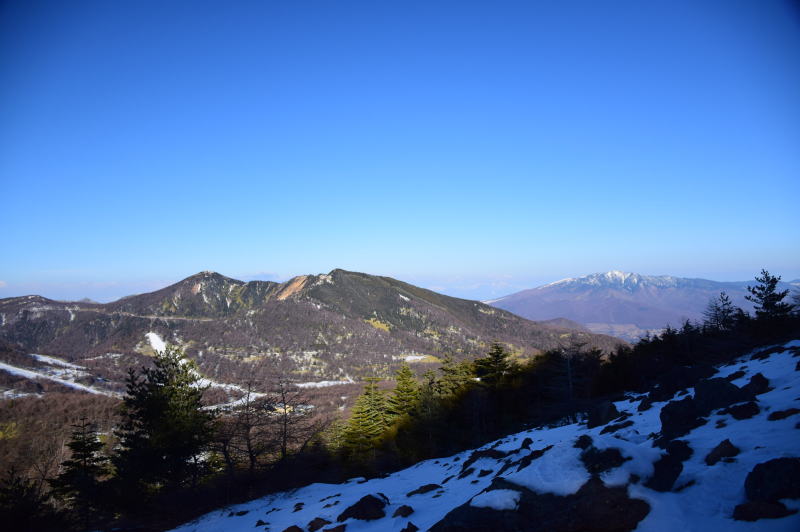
left=172, top=340, right=800, bottom=532
left=0, top=354, right=118, bottom=397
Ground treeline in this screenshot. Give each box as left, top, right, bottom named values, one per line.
left=1, top=270, right=797, bottom=531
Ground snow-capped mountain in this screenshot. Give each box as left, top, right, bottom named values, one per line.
left=172, top=340, right=800, bottom=532
left=488, top=271, right=795, bottom=341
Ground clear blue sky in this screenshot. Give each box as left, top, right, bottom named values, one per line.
left=2, top=0, right=799, bottom=302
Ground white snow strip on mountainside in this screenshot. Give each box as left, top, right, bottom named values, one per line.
left=29, top=354, right=86, bottom=369
left=296, top=378, right=355, bottom=389
left=171, top=340, right=800, bottom=532
left=146, top=332, right=167, bottom=353
left=0, top=360, right=118, bottom=397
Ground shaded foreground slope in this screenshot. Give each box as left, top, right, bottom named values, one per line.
left=172, top=340, right=800, bottom=532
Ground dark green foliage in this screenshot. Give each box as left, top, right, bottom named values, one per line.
left=703, top=291, right=739, bottom=331
left=0, top=468, right=64, bottom=531
left=343, top=378, right=388, bottom=457
left=746, top=269, right=792, bottom=319
left=437, top=354, right=476, bottom=396
left=386, top=363, right=419, bottom=420
left=50, top=418, right=110, bottom=525
left=113, top=345, right=216, bottom=498
left=473, top=342, right=512, bottom=387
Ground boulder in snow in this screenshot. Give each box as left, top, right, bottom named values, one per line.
left=336, top=494, right=388, bottom=522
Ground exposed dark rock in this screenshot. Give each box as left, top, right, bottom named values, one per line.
left=393, top=505, right=414, bottom=518
left=580, top=447, right=630, bottom=475
left=694, top=378, right=750, bottom=416
left=478, top=469, right=493, bottom=477
left=281, top=526, right=303, bottom=532
left=733, top=501, right=798, bottom=521
left=600, top=420, right=634, bottom=434
left=637, top=396, right=653, bottom=412
left=586, top=401, right=620, bottom=428
left=645, top=441, right=693, bottom=492
left=308, top=517, right=332, bottom=531
left=516, top=445, right=553, bottom=472
left=574, top=435, right=593, bottom=450
left=457, top=468, right=475, bottom=479
left=724, top=370, right=746, bottom=382
left=768, top=408, right=800, bottom=421
left=235, top=510, right=249, bottom=516
left=292, top=503, right=304, bottom=512
left=721, top=401, right=760, bottom=420
left=745, top=458, right=800, bottom=502
left=255, top=519, right=266, bottom=527
left=461, top=449, right=509, bottom=472
left=659, top=397, right=704, bottom=440
left=519, top=437, right=533, bottom=450
left=337, top=494, right=388, bottom=522
left=742, top=373, right=771, bottom=396
left=650, top=365, right=716, bottom=403
left=407, top=483, right=442, bottom=497
left=705, top=439, right=740, bottom=465
left=430, top=477, right=649, bottom=532
left=400, top=523, right=419, bottom=532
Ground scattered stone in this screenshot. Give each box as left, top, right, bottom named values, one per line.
left=659, top=396, right=704, bottom=440
left=337, top=494, right=388, bottom=522
left=400, top=522, right=419, bottom=532
left=281, top=526, right=303, bottom=532
left=393, top=505, right=414, bottom=518
left=645, top=441, right=693, bottom=492
left=600, top=419, right=634, bottom=434
left=457, top=468, right=475, bottom=479
left=255, top=519, right=267, bottom=527
left=519, top=437, right=533, bottom=450
left=308, top=517, right=332, bottom=531
left=694, top=378, right=750, bottom=416
left=574, top=435, right=593, bottom=450
left=745, top=458, right=800, bottom=502
left=767, top=408, right=800, bottom=421
left=430, top=477, right=649, bottom=532
left=580, top=447, right=629, bottom=475
left=407, top=483, right=442, bottom=497
left=478, top=469, right=493, bottom=477
left=516, top=445, right=553, bottom=472
left=750, top=345, right=783, bottom=361
left=587, top=400, right=621, bottom=428
left=461, top=449, right=508, bottom=472
left=742, top=373, right=771, bottom=396
left=235, top=510, right=249, bottom=516
left=705, top=439, right=740, bottom=465
left=721, top=401, right=760, bottom=420
left=442, top=475, right=455, bottom=484
left=715, top=419, right=727, bottom=428
left=637, top=396, right=653, bottom=412
left=733, top=501, right=797, bottom=521
left=323, top=501, right=340, bottom=508
left=724, top=370, right=746, bottom=382
left=293, top=503, right=304, bottom=512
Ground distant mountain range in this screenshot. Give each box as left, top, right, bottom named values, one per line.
left=0, top=270, right=623, bottom=400
left=488, top=271, right=799, bottom=341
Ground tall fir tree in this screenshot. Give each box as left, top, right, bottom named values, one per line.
left=113, top=345, right=216, bottom=497
left=437, top=354, right=475, bottom=397
left=474, top=342, right=512, bottom=387
left=703, top=291, right=739, bottom=330
left=386, top=363, right=419, bottom=420
left=746, top=269, right=792, bottom=319
left=50, top=418, right=110, bottom=528
left=343, top=378, right=387, bottom=457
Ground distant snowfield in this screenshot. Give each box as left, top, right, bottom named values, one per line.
left=146, top=332, right=167, bottom=353
left=296, top=378, right=355, bottom=389
left=0, top=355, right=118, bottom=397
left=172, top=340, right=800, bottom=532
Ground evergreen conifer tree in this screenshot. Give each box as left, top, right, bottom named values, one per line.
left=703, top=291, right=738, bottom=330
left=343, top=378, right=387, bottom=456
left=746, top=269, right=791, bottom=319
left=474, top=342, right=511, bottom=387
left=386, top=363, right=419, bottom=420
left=437, top=354, right=475, bottom=396
left=113, top=345, right=216, bottom=497
left=50, top=418, right=109, bottom=527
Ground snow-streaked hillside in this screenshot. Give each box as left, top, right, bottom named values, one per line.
left=172, top=341, right=800, bottom=532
